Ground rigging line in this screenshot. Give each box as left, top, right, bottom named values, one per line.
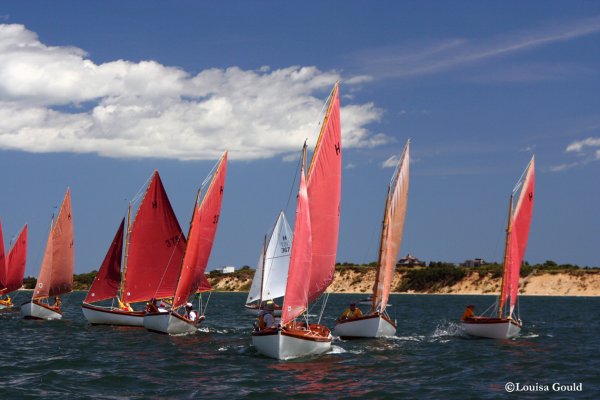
left=317, top=292, right=330, bottom=325
left=152, top=229, right=186, bottom=300
left=202, top=291, right=212, bottom=316
left=284, top=147, right=303, bottom=214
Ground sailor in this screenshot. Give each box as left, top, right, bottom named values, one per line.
left=461, top=305, right=475, bottom=320
left=53, top=296, right=62, bottom=311
left=118, top=298, right=133, bottom=311
left=337, top=303, right=363, bottom=321
left=185, top=302, right=198, bottom=321
left=145, top=298, right=159, bottom=313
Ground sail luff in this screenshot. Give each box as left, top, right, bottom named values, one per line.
left=85, top=219, right=125, bottom=303
left=119, top=203, right=133, bottom=300
left=371, top=187, right=391, bottom=314
left=258, top=235, right=267, bottom=306
left=281, top=148, right=313, bottom=325
left=3, top=224, right=27, bottom=294
left=33, top=217, right=54, bottom=300
left=498, top=194, right=514, bottom=317
left=305, top=83, right=342, bottom=305
left=172, top=152, right=227, bottom=309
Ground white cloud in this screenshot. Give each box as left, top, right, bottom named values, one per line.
left=352, top=15, right=600, bottom=79
left=382, top=155, right=400, bottom=168
left=565, top=137, right=600, bottom=153
left=0, top=24, right=384, bottom=161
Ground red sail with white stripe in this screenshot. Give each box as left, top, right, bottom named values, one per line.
left=372, top=141, right=410, bottom=313
left=123, top=172, right=186, bottom=304
left=33, top=189, right=74, bottom=299
left=281, top=164, right=313, bottom=324
left=2, top=224, right=28, bottom=295
left=173, top=152, right=227, bottom=309
left=305, top=83, right=342, bottom=305
left=85, top=219, right=124, bottom=303
left=501, top=156, right=535, bottom=315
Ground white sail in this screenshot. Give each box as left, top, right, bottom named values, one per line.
left=246, top=211, right=293, bottom=305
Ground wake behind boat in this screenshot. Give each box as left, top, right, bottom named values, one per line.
left=144, top=152, right=227, bottom=335
left=334, top=140, right=410, bottom=339
left=21, top=189, right=74, bottom=320
left=461, top=156, right=535, bottom=339
left=252, top=82, right=341, bottom=360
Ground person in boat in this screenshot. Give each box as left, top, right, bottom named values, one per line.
left=0, top=295, right=12, bottom=307
left=255, top=301, right=277, bottom=331
left=52, top=296, right=62, bottom=311
left=145, top=298, right=159, bottom=313
left=461, top=305, right=475, bottom=321
left=337, top=303, right=363, bottom=321
left=185, top=302, right=198, bottom=321
left=118, top=298, right=133, bottom=311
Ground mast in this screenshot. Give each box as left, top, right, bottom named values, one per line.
left=119, top=202, right=133, bottom=300
left=498, top=193, right=514, bottom=318
left=258, top=234, right=267, bottom=308
left=371, top=186, right=391, bottom=314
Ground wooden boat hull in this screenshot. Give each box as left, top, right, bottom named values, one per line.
left=252, top=323, right=332, bottom=360
left=143, top=311, right=202, bottom=335
left=461, top=317, right=522, bottom=339
left=20, top=300, right=62, bottom=320
left=81, top=303, right=145, bottom=326
left=334, top=314, right=397, bottom=339
left=244, top=304, right=282, bottom=317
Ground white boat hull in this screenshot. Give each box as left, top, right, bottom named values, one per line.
left=244, top=304, right=282, bottom=317
left=82, top=303, right=145, bottom=326
left=334, top=314, right=397, bottom=338
left=461, top=317, right=522, bottom=339
left=144, top=311, right=202, bottom=335
left=20, top=300, right=62, bottom=320
left=252, top=324, right=332, bottom=360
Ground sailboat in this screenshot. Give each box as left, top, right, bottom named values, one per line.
left=0, top=223, right=28, bottom=310
left=144, top=152, right=227, bottom=335
left=252, top=82, right=342, bottom=360
left=21, top=189, right=74, bottom=320
left=334, top=140, right=410, bottom=339
left=244, top=211, right=293, bottom=317
left=461, top=155, right=535, bottom=339
left=82, top=171, right=186, bottom=326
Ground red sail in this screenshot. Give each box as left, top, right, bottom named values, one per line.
left=123, top=172, right=186, bottom=304
left=3, top=224, right=28, bottom=294
left=0, top=221, right=6, bottom=292
left=504, top=156, right=535, bottom=314
left=173, top=153, right=227, bottom=309
left=85, top=219, right=124, bottom=303
left=34, top=189, right=74, bottom=299
left=282, top=165, right=313, bottom=325
left=305, top=83, right=342, bottom=305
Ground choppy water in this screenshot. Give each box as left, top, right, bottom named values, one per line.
left=1, top=291, right=599, bottom=398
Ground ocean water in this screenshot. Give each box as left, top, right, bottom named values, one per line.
left=1, top=291, right=599, bottom=399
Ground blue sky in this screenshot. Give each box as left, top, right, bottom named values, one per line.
left=0, top=1, right=598, bottom=276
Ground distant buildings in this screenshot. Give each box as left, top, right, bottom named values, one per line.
left=211, top=266, right=236, bottom=274
left=396, top=254, right=426, bottom=268
left=462, top=258, right=487, bottom=267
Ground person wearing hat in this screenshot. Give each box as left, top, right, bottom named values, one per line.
left=337, top=303, right=363, bottom=322
left=185, top=302, right=198, bottom=321
left=255, top=300, right=277, bottom=330
left=461, top=305, right=475, bottom=321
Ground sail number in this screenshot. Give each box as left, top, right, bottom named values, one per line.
left=165, top=236, right=180, bottom=247
left=281, top=246, right=290, bottom=253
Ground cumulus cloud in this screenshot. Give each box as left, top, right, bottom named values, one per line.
left=0, top=24, right=385, bottom=161
left=549, top=136, right=600, bottom=171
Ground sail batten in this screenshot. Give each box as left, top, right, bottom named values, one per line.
left=172, top=152, right=227, bottom=309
